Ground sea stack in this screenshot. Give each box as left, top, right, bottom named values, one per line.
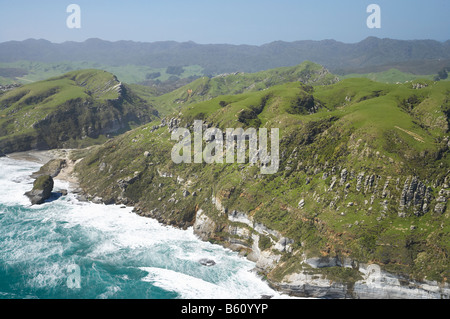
left=25, top=175, right=54, bottom=205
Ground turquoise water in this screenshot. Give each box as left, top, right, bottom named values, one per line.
left=0, top=157, right=283, bottom=299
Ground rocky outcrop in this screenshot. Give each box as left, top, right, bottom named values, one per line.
left=0, top=84, right=21, bottom=93
left=398, top=176, right=432, bottom=217
left=25, top=175, right=54, bottom=205
left=199, top=259, right=216, bottom=267
left=295, top=153, right=448, bottom=220
left=167, top=117, right=180, bottom=133
left=275, top=263, right=450, bottom=299
left=31, top=159, right=67, bottom=178
left=193, top=209, right=218, bottom=241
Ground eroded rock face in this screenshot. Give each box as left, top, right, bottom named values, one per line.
left=193, top=209, right=217, bottom=241
left=25, top=175, right=54, bottom=205
left=399, top=176, right=433, bottom=217
left=275, top=263, right=450, bottom=299
left=31, top=159, right=67, bottom=178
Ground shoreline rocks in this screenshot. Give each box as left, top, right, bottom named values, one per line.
left=31, top=159, right=67, bottom=178
left=273, top=263, right=450, bottom=299
left=192, top=200, right=450, bottom=299
left=25, top=175, right=54, bottom=205
left=199, top=259, right=216, bottom=267
left=10, top=149, right=85, bottom=204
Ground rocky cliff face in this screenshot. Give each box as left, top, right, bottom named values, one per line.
left=275, top=263, right=450, bottom=299
left=72, top=133, right=450, bottom=299
left=71, top=117, right=449, bottom=298
left=190, top=192, right=450, bottom=299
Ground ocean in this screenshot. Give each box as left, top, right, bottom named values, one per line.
left=0, top=156, right=285, bottom=299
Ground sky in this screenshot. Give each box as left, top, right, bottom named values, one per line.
left=0, top=0, right=449, bottom=45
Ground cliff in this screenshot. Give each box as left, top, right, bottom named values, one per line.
left=64, top=65, right=450, bottom=298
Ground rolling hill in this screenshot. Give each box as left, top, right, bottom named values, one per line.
left=0, top=69, right=158, bottom=153
left=135, top=61, right=339, bottom=115
left=0, top=62, right=339, bottom=152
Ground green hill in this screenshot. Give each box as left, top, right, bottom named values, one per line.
left=5, top=62, right=449, bottom=297
left=138, top=61, right=339, bottom=115
left=340, top=68, right=439, bottom=84
left=72, top=74, right=450, bottom=297
left=0, top=63, right=339, bottom=153
left=0, top=69, right=158, bottom=153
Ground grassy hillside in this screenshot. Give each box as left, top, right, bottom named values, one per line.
left=142, top=61, right=339, bottom=115
left=73, top=75, right=450, bottom=289
left=0, top=69, right=158, bottom=153
left=0, top=62, right=339, bottom=153
left=340, top=68, right=437, bottom=83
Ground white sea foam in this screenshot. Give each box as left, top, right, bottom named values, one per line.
left=0, top=157, right=41, bottom=206
left=140, top=265, right=295, bottom=299
left=0, top=156, right=290, bottom=299
left=141, top=267, right=238, bottom=299
left=97, top=285, right=122, bottom=299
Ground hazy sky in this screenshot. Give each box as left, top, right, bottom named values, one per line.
left=0, top=0, right=449, bottom=44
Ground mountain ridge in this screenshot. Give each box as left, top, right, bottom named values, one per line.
left=1, top=37, right=449, bottom=75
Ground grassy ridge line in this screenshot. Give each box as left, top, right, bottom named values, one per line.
left=0, top=62, right=338, bottom=152
left=142, top=61, right=338, bottom=116
left=339, top=68, right=441, bottom=83
left=0, top=61, right=445, bottom=87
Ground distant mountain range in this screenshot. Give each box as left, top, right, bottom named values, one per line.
left=1, top=37, right=449, bottom=75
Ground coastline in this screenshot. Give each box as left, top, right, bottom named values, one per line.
left=8, top=149, right=450, bottom=299
left=7, top=150, right=60, bottom=165
left=0, top=154, right=285, bottom=300
left=7, top=149, right=81, bottom=191
left=6, top=149, right=296, bottom=299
